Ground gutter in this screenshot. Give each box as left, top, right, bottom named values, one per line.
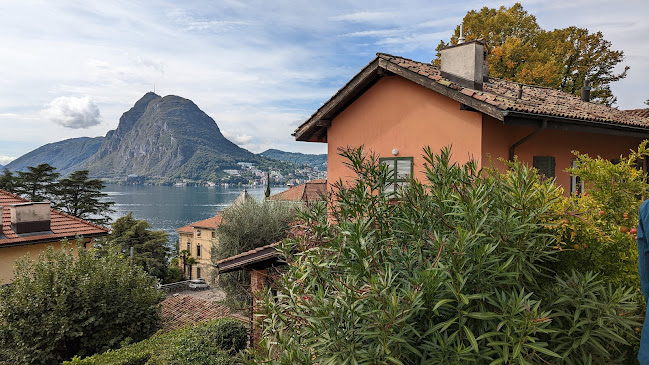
left=509, top=119, right=547, bottom=161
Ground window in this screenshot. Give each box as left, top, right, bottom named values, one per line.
left=196, top=229, right=201, bottom=237
left=186, top=242, right=191, bottom=255
left=197, top=244, right=201, bottom=257
left=379, top=157, right=413, bottom=193
left=211, top=231, right=216, bottom=239
left=570, top=160, right=584, bottom=195
left=196, top=267, right=201, bottom=279
left=533, top=156, right=555, bottom=179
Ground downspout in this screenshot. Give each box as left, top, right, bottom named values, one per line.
left=508, top=119, right=548, bottom=161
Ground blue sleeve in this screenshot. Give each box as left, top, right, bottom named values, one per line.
left=638, top=200, right=649, bottom=299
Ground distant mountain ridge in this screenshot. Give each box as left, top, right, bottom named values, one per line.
left=261, top=149, right=327, bottom=170
left=6, top=93, right=301, bottom=181
left=85, top=92, right=265, bottom=180
left=5, top=137, right=104, bottom=175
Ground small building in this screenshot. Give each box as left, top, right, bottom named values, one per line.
left=0, top=189, right=109, bottom=284
left=266, top=179, right=327, bottom=205
left=177, top=213, right=222, bottom=280
left=293, top=40, right=649, bottom=193
left=176, top=190, right=255, bottom=280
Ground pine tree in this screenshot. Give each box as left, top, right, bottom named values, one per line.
left=54, top=170, right=114, bottom=225
left=13, top=163, right=59, bottom=201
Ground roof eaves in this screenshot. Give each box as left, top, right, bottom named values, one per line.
left=294, top=57, right=382, bottom=142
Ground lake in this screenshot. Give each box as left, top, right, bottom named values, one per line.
left=103, top=184, right=288, bottom=246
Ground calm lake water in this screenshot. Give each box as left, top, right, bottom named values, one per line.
left=103, top=184, right=288, bottom=246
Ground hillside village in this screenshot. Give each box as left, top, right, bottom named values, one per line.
left=2, top=2, right=649, bottom=364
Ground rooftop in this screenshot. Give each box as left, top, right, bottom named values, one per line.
left=267, top=179, right=327, bottom=202
left=295, top=53, right=649, bottom=142
left=0, top=189, right=109, bottom=247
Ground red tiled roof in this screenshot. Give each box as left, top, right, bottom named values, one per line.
left=295, top=53, right=649, bottom=141
left=160, top=294, right=234, bottom=332
left=0, top=189, right=109, bottom=247
left=176, top=213, right=223, bottom=234
left=626, top=109, right=649, bottom=119
left=377, top=53, right=649, bottom=127
left=267, top=179, right=327, bottom=202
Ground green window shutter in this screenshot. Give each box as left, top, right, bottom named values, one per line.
left=533, top=156, right=555, bottom=178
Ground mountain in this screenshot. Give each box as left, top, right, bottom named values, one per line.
left=261, top=149, right=327, bottom=170
left=85, top=92, right=267, bottom=180
left=5, top=137, right=104, bottom=175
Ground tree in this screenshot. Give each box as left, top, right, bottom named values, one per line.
left=212, top=198, right=296, bottom=305
left=0, top=168, right=15, bottom=191
left=13, top=163, right=60, bottom=201
left=0, top=243, right=164, bottom=364
left=245, top=146, right=640, bottom=364
left=645, top=99, right=649, bottom=106
left=54, top=170, right=115, bottom=226
left=436, top=3, right=629, bottom=105
left=102, top=213, right=170, bottom=282
left=265, top=171, right=271, bottom=198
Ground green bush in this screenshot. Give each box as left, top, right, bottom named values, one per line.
left=245, top=146, right=641, bottom=364
left=0, top=244, right=164, bottom=364
left=65, top=318, right=248, bottom=364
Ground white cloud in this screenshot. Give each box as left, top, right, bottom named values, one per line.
left=0, top=156, right=16, bottom=165
left=222, top=131, right=253, bottom=145
left=42, top=96, right=103, bottom=129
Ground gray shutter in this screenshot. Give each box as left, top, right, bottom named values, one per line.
left=533, top=156, right=555, bottom=178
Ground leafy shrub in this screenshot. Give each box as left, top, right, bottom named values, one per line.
left=0, top=243, right=164, bottom=364
left=65, top=318, right=247, bottom=365
left=245, top=146, right=641, bottom=364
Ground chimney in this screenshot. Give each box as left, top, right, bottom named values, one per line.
left=581, top=78, right=591, bottom=102
left=439, top=26, right=488, bottom=90
left=9, top=202, right=51, bottom=234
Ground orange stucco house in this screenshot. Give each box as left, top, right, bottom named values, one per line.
left=0, top=189, right=109, bottom=284
left=293, top=40, right=649, bottom=193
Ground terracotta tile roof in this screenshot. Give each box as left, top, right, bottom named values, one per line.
left=0, top=189, right=109, bottom=247
left=176, top=213, right=223, bottom=234
left=626, top=109, right=649, bottom=119
left=267, top=179, right=327, bottom=202
left=160, top=294, right=233, bottom=332
left=216, top=241, right=282, bottom=274
left=295, top=53, right=649, bottom=141
left=377, top=53, right=649, bottom=128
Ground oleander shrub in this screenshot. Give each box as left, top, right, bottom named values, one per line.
left=244, top=146, right=642, bottom=364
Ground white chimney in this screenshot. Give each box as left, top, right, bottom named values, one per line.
left=439, top=38, right=488, bottom=90
left=9, top=202, right=51, bottom=234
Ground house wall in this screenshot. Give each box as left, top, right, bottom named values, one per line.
left=178, top=229, right=217, bottom=280
left=481, top=115, right=645, bottom=191
left=0, top=238, right=95, bottom=285
left=327, top=76, right=483, bottom=185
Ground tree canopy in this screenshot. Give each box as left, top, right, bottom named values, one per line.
left=0, top=243, right=164, bottom=364
left=102, top=213, right=170, bottom=282
left=212, top=197, right=296, bottom=305
left=13, top=163, right=60, bottom=202
left=436, top=3, right=628, bottom=105
left=54, top=170, right=115, bottom=225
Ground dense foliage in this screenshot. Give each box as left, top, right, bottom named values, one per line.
left=246, top=146, right=641, bottom=364
left=435, top=3, right=628, bottom=105
left=101, top=213, right=171, bottom=282
left=0, top=164, right=114, bottom=226
left=0, top=244, right=164, bottom=364
left=550, top=142, right=649, bottom=287
left=64, top=318, right=248, bottom=365
left=261, top=148, right=328, bottom=171
left=212, top=197, right=297, bottom=306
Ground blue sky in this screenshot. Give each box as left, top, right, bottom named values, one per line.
left=1, top=0, right=648, bottom=164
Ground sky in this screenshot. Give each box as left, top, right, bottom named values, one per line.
left=1, top=0, right=648, bottom=165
